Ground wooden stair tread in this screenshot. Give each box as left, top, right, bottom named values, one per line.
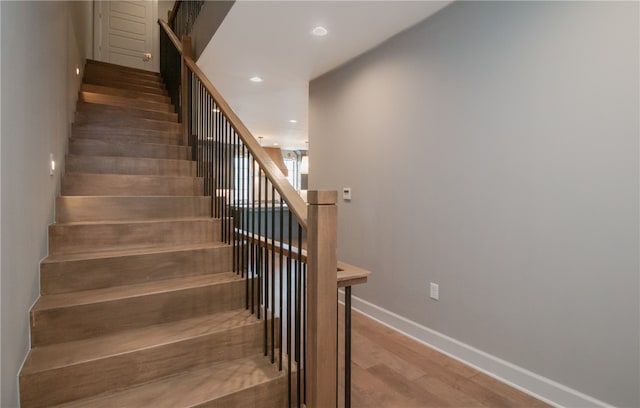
left=65, top=155, right=195, bottom=176
left=77, top=100, right=173, bottom=114
left=74, top=113, right=180, bottom=128
left=86, top=59, right=162, bottom=76
left=80, top=92, right=173, bottom=113
left=66, top=154, right=193, bottom=165
left=32, top=272, right=241, bottom=311
left=72, top=125, right=181, bottom=138
left=42, top=237, right=226, bottom=263
left=80, top=83, right=170, bottom=103
left=69, top=138, right=190, bottom=160
left=53, top=354, right=285, bottom=408
left=55, top=195, right=211, bottom=223
left=22, top=309, right=257, bottom=374
left=53, top=216, right=216, bottom=226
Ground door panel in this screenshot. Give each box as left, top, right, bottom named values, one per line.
left=95, top=1, right=156, bottom=71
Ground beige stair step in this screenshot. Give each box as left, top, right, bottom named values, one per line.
left=49, top=217, right=220, bottom=255
left=65, top=155, right=195, bottom=176
left=81, top=83, right=170, bottom=104
left=76, top=102, right=178, bottom=122
left=72, top=127, right=184, bottom=146
left=69, top=138, right=190, bottom=160
left=53, top=353, right=287, bottom=408
left=61, top=173, right=203, bottom=196
left=86, top=59, right=162, bottom=77
left=20, top=309, right=263, bottom=408
left=41, top=242, right=231, bottom=294
left=80, top=91, right=174, bottom=113
left=30, top=272, right=246, bottom=346
left=56, top=195, right=210, bottom=223
left=83, top=76, right=168, bottom=96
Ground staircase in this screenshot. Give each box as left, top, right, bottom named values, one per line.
left=18, top=60, right=287, bottom=408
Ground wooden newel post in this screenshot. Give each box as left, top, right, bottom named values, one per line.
left=180, top=35, right=192, bottom=147
left=307, top=190, right=338, bottom=408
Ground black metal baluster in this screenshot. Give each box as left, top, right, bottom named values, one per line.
left=205, top=95, right=210, bottom=196
left=279, top=196, right=284, bottom=371
left=250, top=156, right=255, bottom=314
left=196, top=82, right=201, bottom=178
left=263, top=177, right=270, bottom=357
left=296, top=223, right=302, bottom=408
left=257, top=167, right=262, bottom=320
left=271, top=185, right=276, bottom=364
left=345, top=285, right=352, bottom=408
left=287, top=210, right=293, bottom=407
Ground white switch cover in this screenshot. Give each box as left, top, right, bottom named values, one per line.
left=342, top=187, right=352, bottom=201
left=430, top=283, right=439, bottom=300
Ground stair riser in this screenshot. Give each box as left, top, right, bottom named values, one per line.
left=83, top=77, right=168, bottom=96
left=84, top=65, right=164, bottom=84
left=76, top=105, right=178, bottom=123
left=80, top=92, right=173, bottom=113
left=41, top=245, right=231, bottom=294
left=65, top=156, right=195, bottom=177
left=197, top=376, right=288, bottom=408
left=72, top=130, right=184, bottom=146
left=56, top=196, right=210, bottom=223
left=84, top=67, right=164, bottom=85
left=49, top=219, right=220, bottom=255
left=75, top=118, right=181, bottom=133
left=20, top=322, right=263, bottom=408
left=75, top=114, right=179, bottom=130
left=81, top=83, right=170, bottom=104
left=30, top=279, right=246, bottom=346
left=69, top=139, right=190, bottom=160
left=77, top=101, right=177, bottom=120
left=61, top=174, right=203, bottom=196
left=86, top=60, right=162, bottom=77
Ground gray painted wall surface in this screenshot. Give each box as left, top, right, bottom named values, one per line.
left=1, top=1, right=91, bottom=406
left=309, top=2, right=639, bottom=406
left=190, top=1, right=234, bottom=60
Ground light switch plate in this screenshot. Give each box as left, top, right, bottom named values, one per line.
left=342, top=187, right=352, bottom=201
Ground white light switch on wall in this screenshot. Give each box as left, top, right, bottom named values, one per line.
left=430, top=283, right=439, bottom=300
left=342, top=187, right=352, bottom=201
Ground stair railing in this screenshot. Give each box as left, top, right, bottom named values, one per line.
left=167, top=0, right=205, bottom=41
left=159, top=19, right=338, bottom=408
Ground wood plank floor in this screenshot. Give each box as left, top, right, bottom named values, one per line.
left=337, top=306, right=551, bottom=408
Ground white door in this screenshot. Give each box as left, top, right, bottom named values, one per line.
left=94, top=1, right=157, bottom=71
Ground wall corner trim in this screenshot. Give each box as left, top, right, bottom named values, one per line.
left=338, top=291, right=614, bottom=408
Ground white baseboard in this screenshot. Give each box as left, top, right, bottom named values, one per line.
left=338, top=290, right=612, bottom=408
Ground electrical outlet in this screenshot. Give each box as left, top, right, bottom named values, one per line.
left=430, top=283, right=439, bottom=300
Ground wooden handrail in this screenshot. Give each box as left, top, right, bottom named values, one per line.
left=158, top=19, right=308, bottom=228
left=160, top=19, right=182, bottom=54
left=167, top=0, right=182, bottom=27
left=236, top=229, right=371, bottom=287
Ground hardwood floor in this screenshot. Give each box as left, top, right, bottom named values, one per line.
left=337, top=306, right=551, bottom=408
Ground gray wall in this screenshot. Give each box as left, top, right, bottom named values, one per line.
left=1, top=1, right=92, bottom=406
left=309, top=2, right=639, bottom=406
left=190, top=1, right=234, bottom=60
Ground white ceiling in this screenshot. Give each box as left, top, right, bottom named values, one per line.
left=197, top=0, right=452, bottom=151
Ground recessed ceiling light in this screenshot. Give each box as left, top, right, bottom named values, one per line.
left=273, top=143, right=279, bottom=146
left=289, top=119, right=297, bottom=123
left=312, top=26, right=328, bottom=37
left=250, top=76, right=263, bottom=83
left=212, top=108, right=220, bottom=113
